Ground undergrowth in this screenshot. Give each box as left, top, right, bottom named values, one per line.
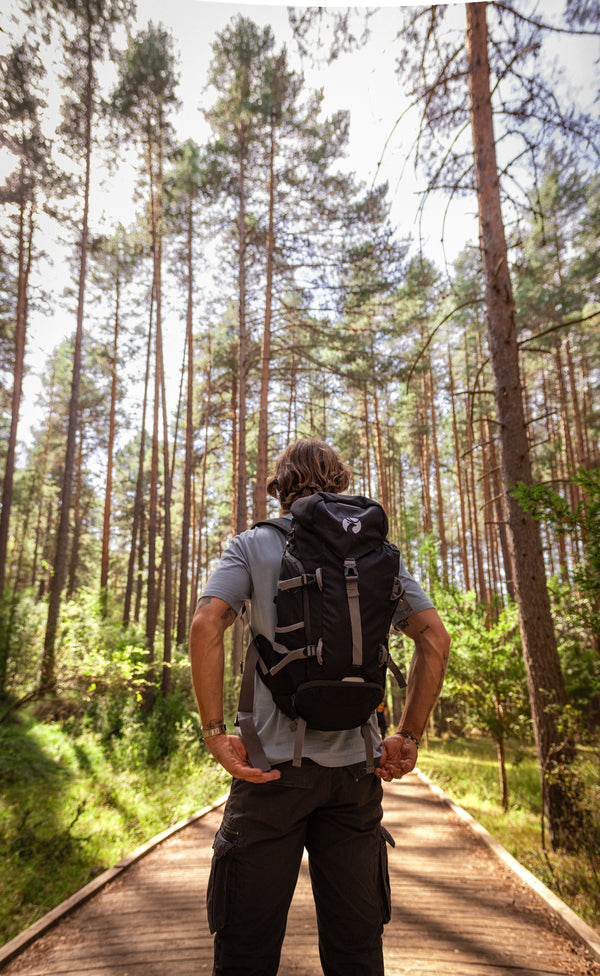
left=0, top=710, right=230, bottom=946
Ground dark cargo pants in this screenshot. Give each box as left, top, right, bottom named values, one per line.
left=206, top=760, right=392, bottom=976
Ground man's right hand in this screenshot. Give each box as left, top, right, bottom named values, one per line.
left=190, top=596, right=280, bottom=783
left=206, top=733, right=282, bottom=783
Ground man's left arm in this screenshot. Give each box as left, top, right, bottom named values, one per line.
left=376, top=608, right=450, bottom=782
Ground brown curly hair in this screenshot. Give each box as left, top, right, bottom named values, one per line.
left=267, top=439, right=352, bottom=513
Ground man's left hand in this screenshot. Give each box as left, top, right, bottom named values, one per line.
left=375, top=733, right=418, bottom=781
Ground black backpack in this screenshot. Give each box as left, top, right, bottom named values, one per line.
left=237, top=492, right=411, bottom=773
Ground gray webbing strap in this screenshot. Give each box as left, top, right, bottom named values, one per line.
left=278, top=574, right=314, bottom=591
left=361, top=723, right=375, bottom=775
left=269, top=647, right=311, bottom=676
left=275, top=621, right=305, bottom=634
left=237, top=639, right=272, bottom=772
left=344, top=559, right=362, bottom=666
left=293, top=716, right=307, bottom=767
left=269, top=642, right=323, bottom=676
left=386, top=653, right=407, bottom=689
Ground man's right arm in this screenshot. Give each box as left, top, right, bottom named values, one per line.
left=189, top=596, right=281, bottom=783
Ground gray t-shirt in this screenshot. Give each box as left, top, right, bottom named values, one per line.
left=201, top=516, right=434, bottom=767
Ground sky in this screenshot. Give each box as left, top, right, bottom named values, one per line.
left=1, top=1, right=599, bottom=448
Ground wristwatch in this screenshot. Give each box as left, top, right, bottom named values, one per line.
left=201, top=723, right=227, bottom=739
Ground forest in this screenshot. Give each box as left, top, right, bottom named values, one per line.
left=0, top=0, right=599, bottom=941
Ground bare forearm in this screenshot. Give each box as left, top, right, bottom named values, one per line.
left=188, top=596, right=281, bottom=783
left=398, top=609, right=450, bottom=741
left=189, top=597, right=236, bottom=729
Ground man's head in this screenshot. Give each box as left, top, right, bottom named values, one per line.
left=267, top=438, right=351, bottom=513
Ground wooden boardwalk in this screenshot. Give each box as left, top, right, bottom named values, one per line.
left=2, top=772, right=600, bottom=976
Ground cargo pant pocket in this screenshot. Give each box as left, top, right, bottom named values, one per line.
left=379, top=824, right=395, bottom=925
left=206, top=823, right=238, bottom=934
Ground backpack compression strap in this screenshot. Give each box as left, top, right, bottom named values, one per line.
left=344, top=558, right=363, bottom=666
left=237, top=638, right=272, bottom=772
left=236, top=518, right=292, bottom=773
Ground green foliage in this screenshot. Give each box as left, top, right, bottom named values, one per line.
left=513, top=469, right=600, bottom=645
left=112, top=22, right=180, bottom=137
left=546, top=577, right=600, bottom=726
left=0, top=710, right=229, bottom=945
left=0, top=589, right=45, bottom=698
left=433, top=588, right=530, bottom=742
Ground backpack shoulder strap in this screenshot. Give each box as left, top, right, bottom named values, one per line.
left=252, top=517, right=292, bottom=536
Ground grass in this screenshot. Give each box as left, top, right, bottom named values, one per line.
left=0, top=711, right=230, bottom=947
left=419, top=736, right=600, bottom=932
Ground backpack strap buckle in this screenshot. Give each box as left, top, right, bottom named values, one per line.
left=391, top=576, right=404, bottom=601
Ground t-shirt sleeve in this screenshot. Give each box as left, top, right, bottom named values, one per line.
left=200, top=535, right=253, bottom=614
left=392, top=556, right=434, bottom=630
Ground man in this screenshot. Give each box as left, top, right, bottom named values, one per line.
left=189, top=438, right=450, bottom=976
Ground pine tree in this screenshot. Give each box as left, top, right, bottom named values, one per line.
left=0, top=39, right=50, bottom=601
left=40, top=0, right=134, bottom=694
left=112, top=22, right=180, bottom=697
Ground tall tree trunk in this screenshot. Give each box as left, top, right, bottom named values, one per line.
left=466, top=404, right=487, bottom=602
left=362, top=386, right=373, bottom=500
left=177, top=204, right=195, bottom=645
left=564, top=337, right=586, bottom=469
left=448, top=347, right=470, bottom=590
left=419, top=372, right=433, bottom=535
left=428, top=367, right=448, bottom=584
left=146, top=274, right=160, bottom=695
left=372, top=390, right=389, bottom=512
left=67, top=431, right=84, bottom=597
left=31, top=366, right=55, bottom=592
left=0, top=188, right=31, bottom=598
left=100, top=270, right=120, bottom=608
left=466, top=1, right=575, bottom=849
left=41, top=21, right=93, bottom=692
left=149, top=134, right=173, bottom=700
left=487, top=421, right=515, bottom=600
left=123, top=287, right=152, bottom=627
left=193, top=341, right=212, bottom=611
left=235, top=134, right=248, bottom=536
left=254, top=114, right=276, bottom=523
left=232, top=137, right=249, bottom=685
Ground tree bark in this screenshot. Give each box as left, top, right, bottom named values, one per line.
left=372, top=389, right=389, bottom=512
left=466, top=2, right=575, bottom=849
left=100, top=268, right=120, bottom=606
left=67, top=431, right=84, bottom=597
left=448, top=347, right=470, bottom=590
left=254, top=113, right=276, bottom=523
left=0, top=186, right=31, bottom=598
left=193, top=341, right=212, bottom=612
left=177, top=203, right=195, bottom=645
left=428, top=367, right=448, bottom=584
left=41, top=16, right=93, bottom=691
left=123, top=287, right=152, bottom=627
left=235, top=133, right=249, bottom=536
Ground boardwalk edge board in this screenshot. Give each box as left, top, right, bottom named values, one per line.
left=0, top=793, right=229, bottom=969
left=415, top=768, right=600, bottom=964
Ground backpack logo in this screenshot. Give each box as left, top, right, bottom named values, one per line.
left=342, top=516, right=362, bottom=534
